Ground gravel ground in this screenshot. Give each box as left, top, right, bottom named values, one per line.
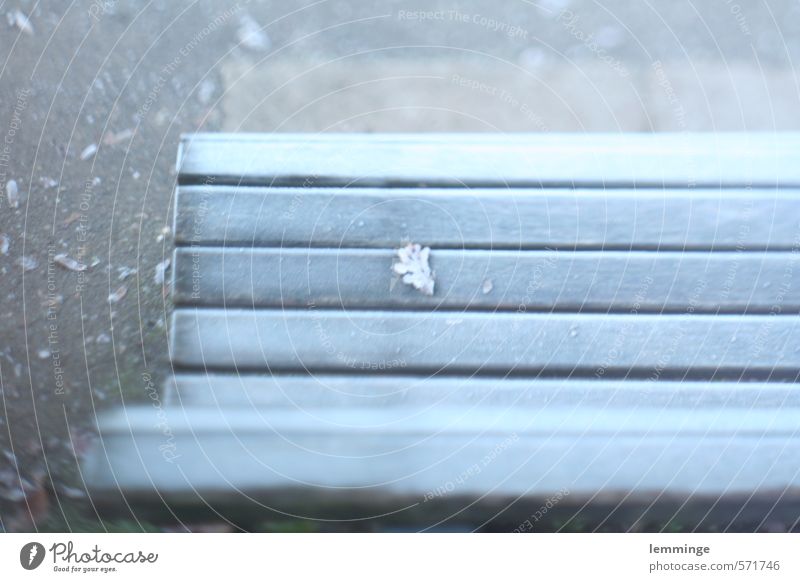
left=1, top=0, right=799, bottom=532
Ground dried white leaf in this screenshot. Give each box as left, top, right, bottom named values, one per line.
left=154, top=259, right=170, bottom=285
left=482, top=279, right=493, bottom=294
left=6, top=180, right=20, bottom=208
left=57, top=485, right=86, bottom=499
left=117, top=266, right=137, bottom=280
left=11, top=10, right=33, bottom=35
left=156, top=225, right=171, bottom=243
left=79, top=143, right=98, bottom=161
left=54, top=254, right=87, bottom=272
left=107, top=285, right=127, bottom=304
left=237, top=15, right=270, bottom=51
left=40, top=177, right=58, bottom=189
left=197, top=78, right=216, bottom=105
left=102, top=128, right=134, bottom=146
left=0, top=234, right=8, bottom=255
left=393, top=243, right=434, bottom=296
left=16, top=256, right=38, bottom=271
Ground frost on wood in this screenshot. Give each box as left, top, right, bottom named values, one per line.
left=393, top=243, right=435, bottom=296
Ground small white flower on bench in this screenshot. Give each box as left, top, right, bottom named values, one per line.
left=393, top=243, right=435, bottom=296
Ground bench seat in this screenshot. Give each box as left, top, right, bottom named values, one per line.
left=83, top=133, right=800, bottom=528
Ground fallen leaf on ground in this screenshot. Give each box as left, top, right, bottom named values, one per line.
left=108, top=285, right=127, bottom=304
left=154, top=259, right=170, bottom=285
left=54, top=254, right=87, bottom=272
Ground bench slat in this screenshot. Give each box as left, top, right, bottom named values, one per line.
left=167, top=373, right=800, bottom=408
left=175, top=186, right=800, bottom=250
left=86, top=406, right=800, bottom=497
left=178, top=133, right=800, bottom=187
left=170, top=310, right=800, bottom=379
left=173, top=247, right=800, bottom=313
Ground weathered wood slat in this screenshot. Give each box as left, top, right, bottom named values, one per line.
left=167, top=373, right=800, bottom=409
left=175, top=186, right=800, bottom=250
left=169, top=310, right=800, bottom=378
left=85, top=406, right=800, bottom=497
left=177, top=133, right=800, bottom=187
left=172, top=247, right=800, bottom=313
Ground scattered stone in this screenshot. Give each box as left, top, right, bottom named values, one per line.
left=482, top=279, right=494, bottom=294
left=37, top=349, right=50, bottom=359
left=0, top=234, right=9, bottom=255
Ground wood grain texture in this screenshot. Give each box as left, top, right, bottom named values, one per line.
left=172, top=247, right=800, bottom=313
left=177, top=133, right=800, bottom=187
left=169, top=309, right=800, bottom=378
left=174, top=186, right=800, bottom=250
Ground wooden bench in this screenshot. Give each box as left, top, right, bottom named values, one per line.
left=84, top=133, right=800, bottom=529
